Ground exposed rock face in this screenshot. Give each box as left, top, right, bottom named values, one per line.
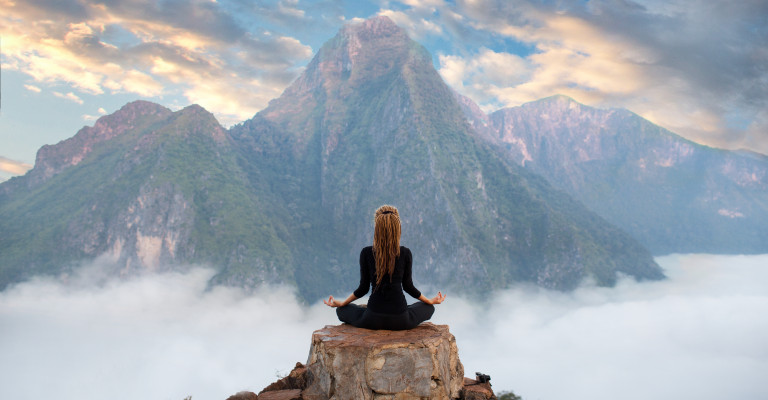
left=480, top=95, right=768, bottom=254
left=303, top=323, right=464, bottom=400
left=261, top=362, right=308, bottom=394
left=460, top=377, right=496, bottom=400
left=228, top=325, right=502, bottom=400
left=259, top=390, right=303, bottom=400
left=27, top=100, right=172, bottom=189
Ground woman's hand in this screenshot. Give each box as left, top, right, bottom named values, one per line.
left=430, top=291, right=446, bottom=305
left=419, top=291, right=446, bottom=305
left=324, top=295, right=341, bottom=307
left=324, top=293, right=358, bottom=308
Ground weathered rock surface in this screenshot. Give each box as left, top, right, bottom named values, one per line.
left=226, top=325, right=503, bottom=400
left=260, top=362, right=308, bottom=394
left=226, top=391, right=259, bottom=400
left=460, top=377, right=496, bottom=400
left=259, top=389, right=303, bottom=400
left=303, top=323, right=464, bottom=400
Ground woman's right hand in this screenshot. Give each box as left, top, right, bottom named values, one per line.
left=324, top=295, right=341, bottom=307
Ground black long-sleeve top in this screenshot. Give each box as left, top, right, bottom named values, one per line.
left=353, top=246, right=422, bottom=314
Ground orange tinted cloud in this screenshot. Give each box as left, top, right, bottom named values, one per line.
left=1, top=0, right=312, bottom=126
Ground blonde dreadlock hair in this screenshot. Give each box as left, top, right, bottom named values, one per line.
left=372, top=205, right=401, bottom=288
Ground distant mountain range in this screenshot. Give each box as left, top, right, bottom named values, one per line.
left=458, top=93, right=768, bottom=254
left=3, top=16, right=764, bottom=298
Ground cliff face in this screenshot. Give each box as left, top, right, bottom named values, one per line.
left=303, top=324, right=464, bottom=399
left=231, top=323, right=500, bottom=400
left=481, top=95, right=768, bottom=254
left=0, top=16, right=663, bottom=297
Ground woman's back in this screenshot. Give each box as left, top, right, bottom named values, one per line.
left=355, top=246, right=421, bottom=314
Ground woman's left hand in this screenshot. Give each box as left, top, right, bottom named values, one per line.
left=419, top=291, right=446, bottom=305
left=430, top=291, right=446, bottom=305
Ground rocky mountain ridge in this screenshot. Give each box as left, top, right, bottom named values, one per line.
left=465, top=94, right=768, bottom=254
left=0, top=16, right=666, bottom=297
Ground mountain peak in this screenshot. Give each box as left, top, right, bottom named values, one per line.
left=173, top=104, right=228, bottom=143
left=178, top=103, right=211, bottom=117
left=116, top=99, right=170, bottom=114
left=343, top=15, right=403, bottom=39
left=332, top=15, right=410, bottom=61
left=532, top=94, right=579, bottom=106
left=22, top=100, right=172, bottom=187
left=260, top=15, right=421, bottom=126
left=547, top=94, right=576, bottom=101
left=95, top=100, right=171, bottom=129
left=516, top=94, right=591, bottom=116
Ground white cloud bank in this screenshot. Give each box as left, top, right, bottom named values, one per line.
left=1, top=254, right=767, bottom=400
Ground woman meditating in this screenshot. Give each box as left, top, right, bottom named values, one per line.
left=323, top=205, right=446, bottom=330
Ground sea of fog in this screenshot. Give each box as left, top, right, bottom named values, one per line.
left=1, top=254, right=767, bottom=400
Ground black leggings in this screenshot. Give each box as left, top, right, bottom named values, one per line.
left=336, top=302, right=435, bottom=331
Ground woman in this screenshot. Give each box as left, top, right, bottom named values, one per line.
left=323, top=205, right=446, bottom=330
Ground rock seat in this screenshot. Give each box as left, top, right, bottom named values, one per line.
left=303, top=323, right=464, bottom=400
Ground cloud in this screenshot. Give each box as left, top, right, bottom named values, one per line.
left=439, top=48, right=531, bottom=112
left=23, top=84, right=42, bottom=93
left=53, top=91, right=85, bottom=104
left=277, top=0, right=306, bottom=19
left=0, top=263, right=335, bottom=400
left=84, top=107, right=110, bottom=121
left=378, top=9, right=443, bottom=39
left=1, top=0, right=313, bottom=126
left=432, top=0, right=768, bottom=154
left=0, top=156, right=33, bottom=176
left=443, top=254, right=768, bottom=400
left=5, top=0, right=767, bottom=154
left=1, top=254, right=766, bottom=400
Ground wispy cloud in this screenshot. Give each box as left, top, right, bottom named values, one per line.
left=53, top=91, right=85, bottom=104
left=23, top=84, right=42, bottom=93
left=0, top=156, right=33, bottom=176
left=84, top=107, right=110, bottom=121
left=377, top=9, right=443, bottom=39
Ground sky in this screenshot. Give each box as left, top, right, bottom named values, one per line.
left=1, top=253, right=766, bottom=400
left=1, top=0, right=767, bottom=174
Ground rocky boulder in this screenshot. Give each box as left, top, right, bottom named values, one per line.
left=303, top=323, right=464, bottom=399
left=226, top=391, right=259, bottom=400
left=460, top=377, right=496, bottom=400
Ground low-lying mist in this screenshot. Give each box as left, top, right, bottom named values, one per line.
left=1, top=254, right=766, bottom=400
